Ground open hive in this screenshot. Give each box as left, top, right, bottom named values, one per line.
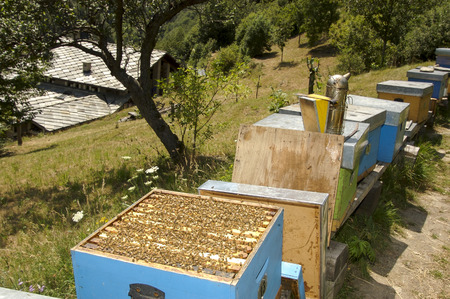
left=78, top=189, right=279, bottom=278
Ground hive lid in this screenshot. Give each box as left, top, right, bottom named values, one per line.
left=283, top=99, right=387, bottom=131
left=198, top=180, right=329, bottom=207
left=376, top=80, right=434, bottom=97
left=345, top=104, right=386, bottom=131
left=407, top=68, right=449, bottom=80
left=347, top=95, right=410, bottom=126
left=435, top=48, right=450, bottom=56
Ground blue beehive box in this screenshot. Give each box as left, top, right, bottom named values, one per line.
left=407, top=67, right=449, bottom=100
left=436, top=48, right=450, bottom=68
left=348, top=95, right=410, bottom=163
left=345, top=104, right=386, bottom=179
left=71, top=189, right=284, bottom=299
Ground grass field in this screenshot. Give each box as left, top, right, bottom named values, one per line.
left=0, top=36, right=443, bottom=297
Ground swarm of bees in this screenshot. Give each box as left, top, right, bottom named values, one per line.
left=83, top=191, right=276, bottom=278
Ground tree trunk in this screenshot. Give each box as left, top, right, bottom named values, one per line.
left=131, top=90, right=184, bottom=164
left=381, top=39, right=387, bottom=67
left=17, top=123, right=22, bottom=146
left=308, top=72, right=315, bottom=94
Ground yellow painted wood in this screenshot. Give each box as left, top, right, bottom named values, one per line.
left=299, top=94, right=331, bottom=133
left=378, top=92, right=430, bottom=123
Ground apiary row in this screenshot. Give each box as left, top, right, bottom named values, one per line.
left=71, top=49, right=449, bottom=299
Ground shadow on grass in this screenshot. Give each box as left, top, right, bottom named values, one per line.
left=275, top=61, right=300, bottom=69
left=256, top=51, right=278, bottom=61
left=307, top=44, right=337, bottom=58
left=0, top=163, right=132, bottom=248
left=0, top=155, right=233, bottom=248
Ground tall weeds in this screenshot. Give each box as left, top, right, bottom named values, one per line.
left=335, top=132, right=443, bottom=277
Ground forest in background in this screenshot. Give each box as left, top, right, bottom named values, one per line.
left=156, top=0, right=450, bottom=74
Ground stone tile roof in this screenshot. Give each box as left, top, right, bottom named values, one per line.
left=29, top=83, right=130, bottom=132
left=46, top=43, right=167, bottom=91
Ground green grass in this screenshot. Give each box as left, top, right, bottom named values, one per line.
left=0, top=36, right=446, bottom=297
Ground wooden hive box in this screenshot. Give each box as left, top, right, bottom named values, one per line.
left=251, top=113, right=369, bottom=234
left=407, top=68, right=449, bottom=100
left=376, top=80, right=434, bottom=123
left=71, top=189, right=284, bottom=299
left=198, top=180, right=328, bottom=299
left=348, top=95, right=410, bottom=163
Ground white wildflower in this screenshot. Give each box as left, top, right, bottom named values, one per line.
left=152, top=175, right=159, bottom=180
left=136, top=169, right=144, bottom=173
left=121, top=195, right=128, bottom=200
left=72, top=211, right=84, bottom=223
left=121, top=156, right=131, bottom=160
left=144, top=181, right=152, bottom=186
left=128, top=186, right=136, bottom=192
left=127, top=175, right=138, bottom=182
left=145, top=166, right=159, bottom=174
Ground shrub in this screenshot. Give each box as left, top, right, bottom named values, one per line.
left=268, top=87, right=289, bottom=112
left=210, top=43, right=249, bottom=75
left=236, top=13, right=272, bottom=57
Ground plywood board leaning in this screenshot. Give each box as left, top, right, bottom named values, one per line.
left=232, top=124, right=344, bottom=243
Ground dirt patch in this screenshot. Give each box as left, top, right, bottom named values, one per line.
left=346, top=126, right=450, bottom=298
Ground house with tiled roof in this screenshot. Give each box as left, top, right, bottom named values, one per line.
left=15, top=43, right=178, bottom=135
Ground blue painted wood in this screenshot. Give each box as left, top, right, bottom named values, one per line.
left=281, top=262, right=306, bottom=299
left=71, top=210, right=283, bottom=299
left=348, top=95, right=409, bottom=163
left=358, top=126, right=381, bottom=177
left=408, top=78, right=442, bottom=99
left=377, top=124, right=400, bottom=162
left=407, top=68, right=449, bottom=99
left=235, top=212, right=283, bottom=299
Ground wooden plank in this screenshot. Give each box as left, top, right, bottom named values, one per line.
left=232, top=124, right=344, bottom=243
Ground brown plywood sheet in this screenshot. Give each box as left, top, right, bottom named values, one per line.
left=232, top=125, right=344, bottom=242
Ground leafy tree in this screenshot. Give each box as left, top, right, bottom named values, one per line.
left=236, top=13, right=272, bottom=57
left=329, top=15, right=382, bottom=73
left=192, top=0, right=238, bottom=48
left=0, top=0, right=70, bottom=145
left=299, top=0, right=339, bottom=46
left=400, top=1, right=450, bottom=63
left=271, top=4, right=295, bottom=62
left=344, top=0, right=423, bottom=67
left=156, top=11, right=201, bottom=64
left=50, top=0, right=211, bottom=164
left=159, top=64, right=248, bottom=163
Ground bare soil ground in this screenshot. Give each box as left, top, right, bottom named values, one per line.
left=346, top=125, right=450, bottom=298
